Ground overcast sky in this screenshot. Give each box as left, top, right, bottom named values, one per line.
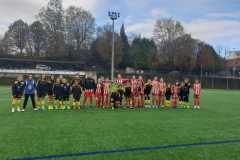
left=0, top=0, right=240, bottom=51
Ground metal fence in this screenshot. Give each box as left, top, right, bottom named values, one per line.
left=97, top=71, right=240, bottom=90
left=0, top=69, right=97, bottom=85
left=0, top=69, right=240, bottom=89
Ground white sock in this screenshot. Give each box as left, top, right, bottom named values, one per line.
left=11, top=108, right=15, bottom=112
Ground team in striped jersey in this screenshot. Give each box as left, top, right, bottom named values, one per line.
left=193, top=79, right=201, bottom=109
left=10, top=74, right=202, bottom=112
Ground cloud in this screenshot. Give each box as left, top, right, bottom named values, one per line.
left=63, top=0, right=98, bottom=12
left=126, top=20, right=155, bottom=38
left=207, top=11, right=240, bottom=19
left=125, top=16, right=240, bottom=50
left=125, top=8, right=172, bottom=38
left=0, top=0, right=99, bottom=36
left=124, top=0, right=150, bottom=10
left=151, top=8, right=171, bottom=18
left=184, top=19, right=240, bottom=44
left=0, top=0, right=239, bottom=49
left=0, top=0, right=44, bottom=36
left=123, top=16, right=134, bottom=24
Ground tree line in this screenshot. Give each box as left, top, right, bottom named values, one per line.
left=0, top=0, right=224, bottom=73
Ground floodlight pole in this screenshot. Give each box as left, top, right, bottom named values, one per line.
left=108, top=11, right=120, bottom=81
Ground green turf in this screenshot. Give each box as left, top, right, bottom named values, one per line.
left=0, top=86, right=240, bottom=160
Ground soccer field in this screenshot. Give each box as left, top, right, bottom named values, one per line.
left=1, top=86, right=240, bottom=160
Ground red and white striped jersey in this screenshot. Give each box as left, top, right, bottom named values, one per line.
left=151, top=80, right=159, bottom=89
left=193, top=83, right=201, bottom=95
left=116, top=78, right=123, bottom=85
left=151, top=80, right=160, bottom=95
left=131, top=79, right=138, bottom=91
left=172, top=85, right=180, bottom=96
left=95, top=83, right=102, bottom=94
left=103, top=81, right=111, bottom=95
left=159, top=82, right=166, bottom=93
left=137, top=79, right=145, bottom=92
left=116, top=78, right=129, bottom=85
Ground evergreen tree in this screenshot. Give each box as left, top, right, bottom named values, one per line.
left=130, top=37, right=157, bottom=69
left=120, top=24, right=130, bottom=68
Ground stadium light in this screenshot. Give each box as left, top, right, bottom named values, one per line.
left=108, top=11, right=120, bottom=81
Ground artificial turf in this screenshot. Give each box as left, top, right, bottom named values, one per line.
left=0, top=86, right=240, bottom=160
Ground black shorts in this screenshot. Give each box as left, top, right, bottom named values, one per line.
left=37, top=92, right=46, bottom=98
left=73, top=94, right=81, bottom=101
left=165, top=96, right=171, bottom=100
left=48, top=91, right=53, bottom=96
left=55, top=95, right=62, bottom=101
left=62, top=96, right=70, bottom=101
left=179, top=96, right=183, bottom=101
left=124, top=92, right=131, bottom=98
left=183, top=96, right=189, bottom=102
left=13, top=94, right=22, bottom=99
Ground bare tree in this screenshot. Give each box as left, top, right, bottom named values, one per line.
left=65, top=6, right=95, bottom=51
left=1, top=31, right=14, bottom=55
left=153, top=18, right=185, bottom=68
left=92, top=24, right=123, bottom=67
left=172, top=34, right=197, bottom=72
left=0, top=38, right=4, bottom=55
left=29, top=21, right=47, bottom=57
left=153, top=18, right=184, bottom=45
left=4, top=19, right=29, bottom=55
left=38, top=0, right=65, bottom=57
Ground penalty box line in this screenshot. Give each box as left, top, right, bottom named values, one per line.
left=12, top=139, right=240, bottom=160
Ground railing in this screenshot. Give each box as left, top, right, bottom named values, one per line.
left=0, top=69, right=86, bottom=75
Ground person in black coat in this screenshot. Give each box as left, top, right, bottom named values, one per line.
left=83, top=76, right=96, bottom=109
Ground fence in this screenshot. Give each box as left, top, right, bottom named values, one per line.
left=0, top=69, right=97, bottom=85
left=0, top=69, right=240, bottom=89
left=97, top=71, right=240, bottom=90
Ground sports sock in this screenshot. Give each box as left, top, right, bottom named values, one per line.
left=48, top=100, right=54, bottom=110
left=37, top=100, right=41, bottom=109
left=77, top=101, right=81, bottom=109
left=54, top=100, right=59, bottom=109
left=60, top=101, right=65, bottom=109
left=16, top=99, right=21, bottom=111
left=66, top=101, right=71, bottom=109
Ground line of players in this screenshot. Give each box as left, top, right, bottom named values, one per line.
left=11, top=74, right=201, bottom=112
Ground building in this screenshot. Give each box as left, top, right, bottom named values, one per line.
left=226, top=51, right=240, bottom=76
left=228, top=51, right=240, bottom=60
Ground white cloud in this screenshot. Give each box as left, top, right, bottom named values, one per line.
left=126, top=20, right=155, bottom=38
left=184, top=19, right=240, bottom=44
left=0, top=0, right=99, bottom=35
left=125, top=16, right=240, bottom=49
left=123, top=16, right=134, bottom=24
left=207, top=11, right=240, bottom=19
left=151, top=8, right=171, bottom=18
left=125, top=8, right=172, bottom=38
left=63, top=0, right=98, bottom=12
left=124, top=0, right=149, bottom=9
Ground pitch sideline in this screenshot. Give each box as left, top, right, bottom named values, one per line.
left=12, top=139, right=240, bottom=160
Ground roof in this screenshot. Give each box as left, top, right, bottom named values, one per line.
left=228, top=51, right=240, bottom=60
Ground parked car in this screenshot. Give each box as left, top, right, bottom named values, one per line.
left=36, top=64, right=51, bottom=71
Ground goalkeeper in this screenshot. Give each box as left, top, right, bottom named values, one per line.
left=110, top=82, right=121, bottom=109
